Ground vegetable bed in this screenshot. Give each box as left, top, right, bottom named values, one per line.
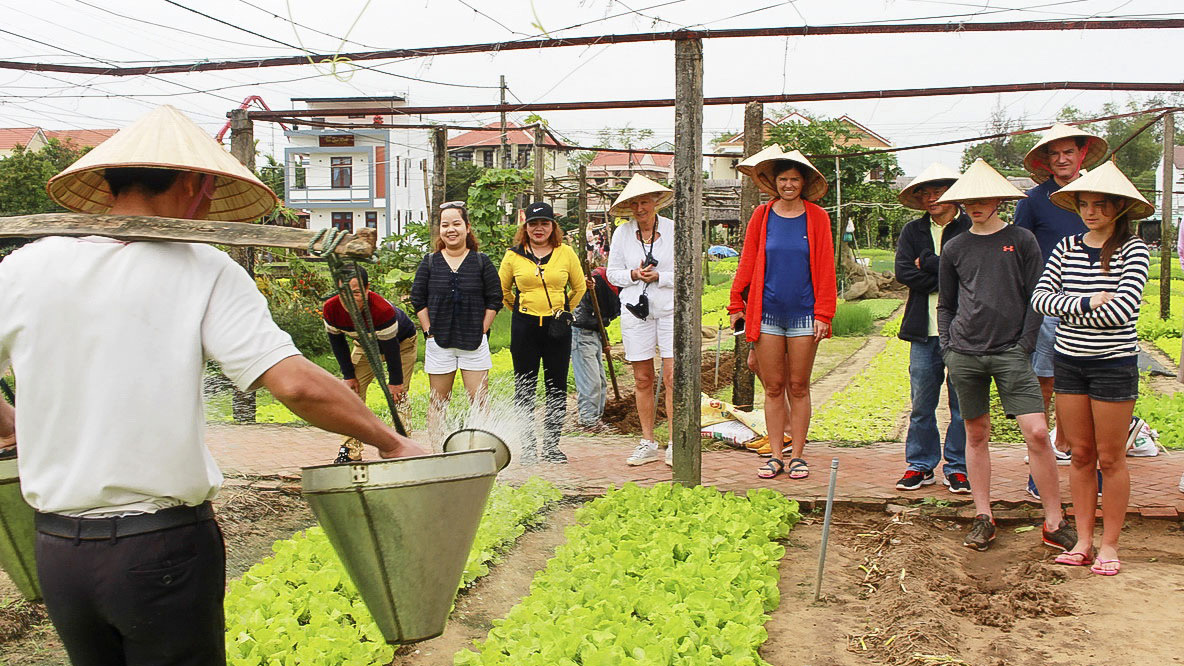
left=809, top=337, right=912, bottom=445
left=223, top=478, right=561, bottom=666
left=455, top=483, right=799, bottom=666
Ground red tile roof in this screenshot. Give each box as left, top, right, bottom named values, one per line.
left=588, top=151, right=673, bottom=168
left=447, top=122, right=565, bottom=148
left=0, top=127, right=43, bottom=151
left=45, top=128, right=117, bottom=148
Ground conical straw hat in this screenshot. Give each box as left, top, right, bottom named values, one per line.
left=936, top=158, right=1026, bottom=204
left=47, top=105, right=278, bottom=222
left=609, top=174, right=674, bottom=217
left=1049, top=160, right=1154, bottom=220
left=736, top=144, right=829, bottom=201
left=897, top=163, right=962, bottom=210
left=1023, top=122, right=1108, bottom=184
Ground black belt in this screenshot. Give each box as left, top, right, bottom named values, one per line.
left=35, top=502, right=214, bottom=541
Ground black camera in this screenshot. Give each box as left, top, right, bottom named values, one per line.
left=643, top=253, right=658, bottom=268
left=625, top=293, right=650, bottom=320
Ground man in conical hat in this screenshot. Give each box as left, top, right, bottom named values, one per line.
left=0, top=105, right=425, bottom=664
left=1015, top=123, right=1109, bottom=478
left=935, top=158, right=1075, bottom=553
left=892, top=164, right=970, bottom=494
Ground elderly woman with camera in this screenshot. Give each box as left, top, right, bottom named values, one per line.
left=606, top=175, right=677, bottom=467
left=499, top=201, right=586, bottom=463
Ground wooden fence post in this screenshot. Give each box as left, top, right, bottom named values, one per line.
left=430, top=127, right=447, bottom=248
left=229, top=108, right=257, bottom=423
left=1160, top=112, right=1174, bottom=320
left=672, top=37, right=703, bottom=486
left=533, top=125, right=545, bottom=202
left=732, top=101, right=762, bottom=411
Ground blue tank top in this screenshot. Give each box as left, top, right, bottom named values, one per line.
left=761, top=208, right=814, bottom=328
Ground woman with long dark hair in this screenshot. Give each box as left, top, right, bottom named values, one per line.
left=729, top=146, right=836, bottom=480
left=1031, top=162, right=1152, bottom=575
left=410, top=202, right=503, bottom=442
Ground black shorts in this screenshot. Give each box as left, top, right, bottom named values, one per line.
left=1053, top=356, right=1139, bottom=402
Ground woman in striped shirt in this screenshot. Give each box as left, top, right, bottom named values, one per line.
left=1030, top=162, right=1153, bottom=576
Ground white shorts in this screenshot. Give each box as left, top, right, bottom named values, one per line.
left=620, top=313, right=674, bottom=362
left=423, top=335, right=492, bottom=374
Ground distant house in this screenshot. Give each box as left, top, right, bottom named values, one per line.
left=0, top=128, right=48, bottom=158
left=283, top=95, right=431, bottom=236
left=43, top=129, right=118, bottom=150
left=710, top=112, right=893, bottom=180
left=1151, top=146, right=1184, bottom=237
left=447, top=121, right=570, bottom=216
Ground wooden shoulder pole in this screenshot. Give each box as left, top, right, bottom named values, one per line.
left=672, top=37, right=703, bottom=486
left=577, top=164, right=621, bottom=400
left=732, top=101, right=762, bottom=411
left=229, top=108, right=257, bottom=423
left=430, top=127, right=447, bottom=249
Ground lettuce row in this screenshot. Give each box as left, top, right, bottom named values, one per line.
left=224, top=478, right=561, bottom=666
left=809, top=337, right=911, bottom=444
left=455, top=483, right=799, bottom=666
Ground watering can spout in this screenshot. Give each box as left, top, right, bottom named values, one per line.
left=302, top=438, right=504, bottom=644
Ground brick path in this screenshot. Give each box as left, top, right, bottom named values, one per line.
left=206, top=424, right=1184, bottom=518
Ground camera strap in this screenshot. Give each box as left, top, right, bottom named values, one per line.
left=527, top=247, right=566, bottom=315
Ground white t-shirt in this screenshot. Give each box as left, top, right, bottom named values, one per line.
left=0, top=237, right=300, bottom=516
left=606, top=216, right=676, bottom=319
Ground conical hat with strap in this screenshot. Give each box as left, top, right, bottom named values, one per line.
left=897, top=163, right=962, bottom=210
left=47, top=105, right=278, bottom=222
left=608, top=174, right=674, bottom=217
left=1049, top=160, right=1154, bottom=220
left=936, top=158, right=1026, bottom=204
left=1023, top=122, right=1108, bottom=184
left=736, top=145, right=829, bottom=201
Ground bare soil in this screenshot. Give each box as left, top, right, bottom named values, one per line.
left=764, top=507, right=1184, bottom=666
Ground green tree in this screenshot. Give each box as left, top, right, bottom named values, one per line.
left=466, top=167, right=534, bottom=258
left=765, top=117, right=906, bottom=250
left=959, top=106, right=1039, bottom=176
left=0, top=139, right=91, bottom=216
left=446, top=160, right=486, bottom=202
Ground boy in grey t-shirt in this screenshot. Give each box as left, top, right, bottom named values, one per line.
left=934, top=159, right=1075, bottom=553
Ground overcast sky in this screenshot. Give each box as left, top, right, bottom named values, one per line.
left=1, top=0, right=1181, bottom=175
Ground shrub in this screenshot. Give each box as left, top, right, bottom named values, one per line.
left=830, top=302, right=873, bottom=336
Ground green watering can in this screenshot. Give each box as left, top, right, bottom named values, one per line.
left=302, top=431, right=509, bottom=644
left=0, top=458, right=41, bottom=601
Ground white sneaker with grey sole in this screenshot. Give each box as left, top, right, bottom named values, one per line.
left=627, top=440, right=661, bottom=466
left=665, top=443, right=673, bottom=466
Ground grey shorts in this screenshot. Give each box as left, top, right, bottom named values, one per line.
left=1029, top=316, right=1058, bottom=378
left=944, top=345, right=1045, bottom=420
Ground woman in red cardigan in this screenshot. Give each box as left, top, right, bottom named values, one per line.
left=729, top=146, right=837, bottom=479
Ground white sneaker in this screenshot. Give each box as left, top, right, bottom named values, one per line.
left=1178, top=471, right=1184, bottom=494
left=665, top=443, right=673, bottom=466
left=627, top=440, right=661, bottom=466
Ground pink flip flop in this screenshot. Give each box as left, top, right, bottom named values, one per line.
left=1090, top=559, right=1121, bottom=576
left=1054, top=551, right=1094, bottom=567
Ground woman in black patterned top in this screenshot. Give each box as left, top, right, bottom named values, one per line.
left=1030, top=162, right=1152, bottom=576
left=410, top=202, right=502, bottom=440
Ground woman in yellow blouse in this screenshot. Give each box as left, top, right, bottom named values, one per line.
left=499, top=201, right=586, bottom=463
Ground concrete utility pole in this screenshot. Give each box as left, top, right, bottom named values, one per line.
left=228, top=108, right=256, bottom=423
left=671, top=38, right=703, bottom=486
left=732, top=101, right=762, bottom=411
left=500, top=75, right=510, bottom=169
left=533, top=124, right=545, bottom=201
left=1161, top=112, right=1174, bottom=320
left=430, top=127, right=447, bottom=249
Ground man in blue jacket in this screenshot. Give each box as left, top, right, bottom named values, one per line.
left=1015, top=123, right=1108, bottom=497
left=893, top=164, right=971, bottom=494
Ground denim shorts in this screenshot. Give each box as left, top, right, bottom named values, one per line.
left=760, top=319, right=815, bottom=338
left=1029, top=316, right=1058, bottom=378
left=1053, top=356, right=1139, bottom=402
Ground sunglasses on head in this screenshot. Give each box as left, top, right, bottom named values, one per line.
left=439, top=201, right=467, bottom=210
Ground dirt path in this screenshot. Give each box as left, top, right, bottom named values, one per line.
left=390, top=505, right=578, bottom=665
left=763, top=508, right=1184, bottom=666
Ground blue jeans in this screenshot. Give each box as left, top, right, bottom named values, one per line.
left=570, top=327, right=607, bottom=424
left=905, top=337, right=967, bottom=476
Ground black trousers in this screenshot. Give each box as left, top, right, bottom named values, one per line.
left=35, top=518, right=226, bottom=666
left=510, top=311, right=571, bottom=449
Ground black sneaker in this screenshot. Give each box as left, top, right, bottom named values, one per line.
left=1042, top=519, right=1077, bottom=551
left=944, top=472, right=971, bottom=494
left=895, top=469, right=935, bottom=490
left=333, top=445, right=352, bottom=464
left=963, top=514, right=997, bottom=551
left=541, top=446, right=568, bottom=464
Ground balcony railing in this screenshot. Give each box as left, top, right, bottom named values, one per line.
left=286, top=184, right=372, bottom=204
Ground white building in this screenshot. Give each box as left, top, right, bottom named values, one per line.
left=1153, top=146, right=1184, bottom=233
left=283, top=96, right=430, bottom=238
